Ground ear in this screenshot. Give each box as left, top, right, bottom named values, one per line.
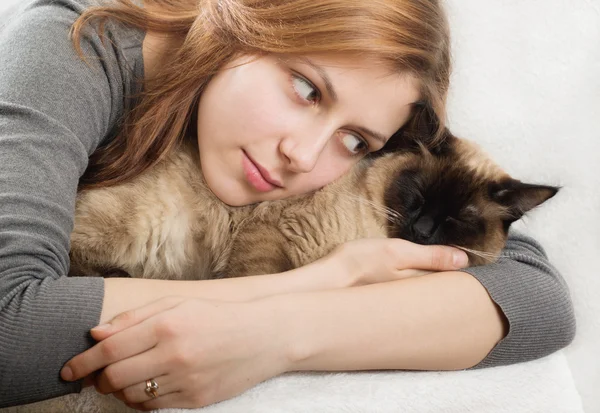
left=489, top=179, right=560, bottom=222
left=377, top=102, right=452, bottom=156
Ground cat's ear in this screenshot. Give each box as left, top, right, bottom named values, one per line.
left=489, top=179, right=560, bottom=222
left=376, top=102, right=453, bottom=157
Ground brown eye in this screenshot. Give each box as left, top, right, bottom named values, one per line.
left=341, top=133, right=369, bottom=156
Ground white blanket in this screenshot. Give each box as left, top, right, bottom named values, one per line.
left=0, top=352, right=582, bottom=413
left=161, top=352, right=583, bottom=413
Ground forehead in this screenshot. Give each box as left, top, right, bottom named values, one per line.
left=402, top=155, right=481, bottom=197
left=293, top=53, right=419, bottom=97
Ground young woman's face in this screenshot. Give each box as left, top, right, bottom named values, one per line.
left=196, top=53, right=420, bottom=206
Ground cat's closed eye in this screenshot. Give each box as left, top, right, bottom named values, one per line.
left=408, top=194, right=425, bottom=212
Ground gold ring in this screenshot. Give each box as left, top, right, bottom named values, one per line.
left=145, top=379, right=159, bottom=399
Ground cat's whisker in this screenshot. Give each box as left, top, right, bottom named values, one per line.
left=450, top=245, right=497, bottom=257
left=345, top=194, right=401, bottom=224
left=330, top=187, right=403, bottom=224
left=356, top=197, right=401, bottom=222
left=450, top=245, right=510, bottom=263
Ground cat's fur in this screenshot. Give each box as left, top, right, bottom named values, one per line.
left=69, top=133, right=558, bottom=279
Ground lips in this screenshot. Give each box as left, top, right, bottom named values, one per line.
left=242, top=150, right=283, bottom=192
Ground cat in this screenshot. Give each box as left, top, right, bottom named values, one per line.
left=68, top=131, right=559, bottom=280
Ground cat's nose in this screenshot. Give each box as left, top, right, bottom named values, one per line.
left=412, top=215, right=436, bottom=239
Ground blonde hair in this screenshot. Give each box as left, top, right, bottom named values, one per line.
left=72, top=0, right=451, bottom=189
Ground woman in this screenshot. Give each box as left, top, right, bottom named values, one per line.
left=0, top=0, right=575, bottom=410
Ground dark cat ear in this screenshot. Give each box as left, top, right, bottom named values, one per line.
left=376, top=102, right=453, bottom=157
left=489, top=179, right=560, bottom=222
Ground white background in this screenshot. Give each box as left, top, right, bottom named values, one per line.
left=1, top=0, right=598, bottom=412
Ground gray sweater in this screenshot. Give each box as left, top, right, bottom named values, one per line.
left=0, top=0, right=576, bottom=408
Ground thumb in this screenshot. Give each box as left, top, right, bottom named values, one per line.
left=90, top=296, right=186, bottom=341
left=424, top=244, right=469, bottom=271
left=388, top=238, right=469, bottom=271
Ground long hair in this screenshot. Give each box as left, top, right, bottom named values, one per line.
left=71, top=0, right=451, bottom=189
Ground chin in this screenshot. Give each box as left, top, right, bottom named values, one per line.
left=201, top=177, right=246, bottom=207
left=211, top=186, right=252, bottom=207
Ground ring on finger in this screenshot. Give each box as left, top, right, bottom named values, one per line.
left=145, top=378, right=159, bottom=399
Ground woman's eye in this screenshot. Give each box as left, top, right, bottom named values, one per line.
left=291, top=75, right=320, bottom=103
left=341, top=133, right=369, bottom=156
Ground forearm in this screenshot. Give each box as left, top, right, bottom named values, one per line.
left=101, top=258, right=347, bottom=323
left=268, top=271, right=507, bottom=372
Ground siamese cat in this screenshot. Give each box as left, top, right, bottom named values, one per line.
left=69, top=132, right=558, bottom=279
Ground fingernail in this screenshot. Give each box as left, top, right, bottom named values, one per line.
left=91, top=323, right=111, bottom=332
left=60, top=366, right=73, bottom=381
left=453, top=251, right=469, bottom=268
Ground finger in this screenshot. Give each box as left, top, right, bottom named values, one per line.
left=95, top=343, right=169, bottom=394
left=131, top=390, right=204, bottom=412
left=62, top=316, right=159, bottom=382
left=388, top=239, right=469, bottom=270
left=429, top=245, right=469, bottom=270
left=91, top=296, right=186, bottom=341
left=82, top=373, right=98, bottom=388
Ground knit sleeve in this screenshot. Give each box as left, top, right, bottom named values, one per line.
left=463, top=231, right=576, bottom=369
left=0, top=0, right=143, bottom=407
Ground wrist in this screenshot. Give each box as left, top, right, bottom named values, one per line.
left=283, top=254, right=355, bottom=292
left=253, top=293, right=314, bottom=373
left=321, top=244, right=367, bottom=287
left=314, top=250, right=359, bottom=288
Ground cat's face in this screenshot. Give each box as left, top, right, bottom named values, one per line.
left=375, top=137, right=558, bottom=265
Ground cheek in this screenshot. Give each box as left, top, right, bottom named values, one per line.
left=299, top=155, right=357, bottom=192
left=240, top=96, right=291, bottom=138
left=199, top=72, right=294, bottom=146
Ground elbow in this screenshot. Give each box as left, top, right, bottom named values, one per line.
left=548, top=286, right=577, bottom=352
left=465, top=261, right=577, bottom=368
left=515, top=281, right=577, bottom=364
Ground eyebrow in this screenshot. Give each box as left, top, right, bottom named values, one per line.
left=298, top=57, right=389, bottom=146
left=298, top=57, right=339, bottom=101
left=353, top=126, right=389, bottom=146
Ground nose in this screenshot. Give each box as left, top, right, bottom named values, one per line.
left=279, top=126, right=332, bottom=173
left=412, top=214, right=436, bottom=239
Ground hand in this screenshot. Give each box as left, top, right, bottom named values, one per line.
left=326, top=237, right=469, bottom=286
left=61, top=297, right=290, bottom=411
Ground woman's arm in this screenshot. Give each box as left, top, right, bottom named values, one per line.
left=100, top=238, right=465, bottom=323
left=60, top=234, right=572, bottom=410
left=0, top=3, right=129, bottom=407
left=99, top=259, right=349, bottom=323
left=267, top=231, right=575, bottom=372
left=268, top=270, right=506, bottom=371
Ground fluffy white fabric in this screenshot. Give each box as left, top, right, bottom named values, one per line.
left=160, top=353, right=582, bottom=413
